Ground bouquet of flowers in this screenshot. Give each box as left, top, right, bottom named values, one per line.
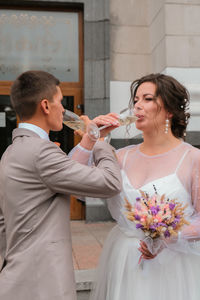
left=125, top=188, right=189, bottom=242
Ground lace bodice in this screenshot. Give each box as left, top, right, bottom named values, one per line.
left=107, top=142, right=200, bottom=237
left=122, top=171, right=192, bottom=216
left=70, top=141, right=200, bottom=243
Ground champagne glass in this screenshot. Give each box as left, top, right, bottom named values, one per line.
left=63, top=109, right=100, bottom=141
left=63, top=107, right=138, bottom=141
left=99, top=107, right=138, bottom=130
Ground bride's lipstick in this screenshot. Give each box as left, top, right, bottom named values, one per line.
left=135, top=114, right=144, bottom=120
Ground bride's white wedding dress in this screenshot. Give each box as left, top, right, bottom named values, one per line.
left=71, top=141, right=200, bottom=300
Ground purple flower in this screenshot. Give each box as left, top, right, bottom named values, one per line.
left=136, top=197, right=141, bottom=201
left=174, top=215, right=180, bottom=223
left=150, top=205, right=160, bottom=215
left=169, top=203, right=176, bottom=210
left=164, top=230, right=171, bottom=238
left=135, top=203, right=141, bottom=211
left=136, top=223, right=144, bottom=229
left=158, top=222, right=167, bottom=228
left=171, top=222, right=177, bottom=229
left=135, top=215, right=141, bottom=221
left=156, top=205, right=160, bottom=212
left=149, top=225, right=157, bottom=231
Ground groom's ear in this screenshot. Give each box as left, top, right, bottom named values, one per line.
left=40, top=99, right=50, bottom=115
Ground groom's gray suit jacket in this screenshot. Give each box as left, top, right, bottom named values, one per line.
left=0, top=128, right=121, bottom=300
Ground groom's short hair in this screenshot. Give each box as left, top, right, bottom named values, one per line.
left=10, top=70, right=60, bottom=120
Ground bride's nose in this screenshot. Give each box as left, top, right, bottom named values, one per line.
left=134, top=100, right=143, bottom=111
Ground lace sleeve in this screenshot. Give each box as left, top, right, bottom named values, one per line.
left=166, top=148, right=200, bottom=255
left=191, top=152, right=200, bottom=213
left=68, top=143, right=93, bottom=166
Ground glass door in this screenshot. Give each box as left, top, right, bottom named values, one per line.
left=0, top=95, right=16, bottom=158
left=0, top=2, right=84, bottom=219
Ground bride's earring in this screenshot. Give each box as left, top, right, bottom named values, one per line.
left=165, top=118, right=169, bottom=134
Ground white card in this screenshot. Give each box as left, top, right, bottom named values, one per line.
left=0, top=112, right=6, bottom=127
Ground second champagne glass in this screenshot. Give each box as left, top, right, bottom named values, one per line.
left=99, top=107, right=138, bottom=130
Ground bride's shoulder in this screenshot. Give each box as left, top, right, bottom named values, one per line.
left=116, top=144, right=138, bottom=165
left=183, top=142, right=200, bottom=160
left=116, top=144, right=138, bottom=154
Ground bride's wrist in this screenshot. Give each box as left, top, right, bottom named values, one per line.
left=80, top=133, right=97, bottom=150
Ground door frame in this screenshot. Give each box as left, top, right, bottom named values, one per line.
left=0, top=2, right=85, bottom=220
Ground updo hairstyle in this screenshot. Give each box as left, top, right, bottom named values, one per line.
left=129, top=73, right=190, bottom=139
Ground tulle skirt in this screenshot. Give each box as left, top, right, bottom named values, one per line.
left=90, top=225, right=200, bottom=300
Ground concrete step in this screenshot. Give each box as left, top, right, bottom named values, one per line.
left=75, top=269, right=95, bottom=300
left=85, top=197, right=112, bottom=222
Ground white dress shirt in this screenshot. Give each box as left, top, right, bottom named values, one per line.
left=18, top=123, right=50, bottom=141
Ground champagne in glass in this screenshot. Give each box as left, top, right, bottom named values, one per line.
left=63, top=120, right=85, bottom=131
left=63, top=110, right=86, bottom=131
left=99, top=107, right=138, bottom=130
left=118, top=114, right=138, bottom=126
left=63, top=109, right=100, bottom=140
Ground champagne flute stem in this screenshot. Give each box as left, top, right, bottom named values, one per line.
left=98, top=124, right=111, bottom=131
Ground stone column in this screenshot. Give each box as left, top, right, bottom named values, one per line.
left=110, top=0, right=200, bottom=146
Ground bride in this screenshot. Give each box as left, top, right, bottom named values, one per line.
left=71, top=73, right=200, bottom=300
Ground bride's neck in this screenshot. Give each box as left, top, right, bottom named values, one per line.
left=140, top=131, right=182, bottom=156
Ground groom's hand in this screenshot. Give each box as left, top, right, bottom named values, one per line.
left=74, top=115, right=90, bottom=138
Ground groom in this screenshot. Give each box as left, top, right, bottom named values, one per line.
left=0, top=70, right=121, bottom=300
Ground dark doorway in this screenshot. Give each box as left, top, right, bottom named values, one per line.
left=0, top=95, right=16, bottom=159
left=49, top=96, right=75, bottom=154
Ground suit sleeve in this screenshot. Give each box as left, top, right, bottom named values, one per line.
left=0, top=174, right=6, bottom=260
left=0, top=210, right=6, bottom=260
left=35, top=140, right=122, bottom=199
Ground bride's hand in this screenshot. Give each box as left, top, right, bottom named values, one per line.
left=139, top=241, right=157, bottom=260
left=75, top=113, right=120, bottom=138
left=93, top=113, right=120, bottom=137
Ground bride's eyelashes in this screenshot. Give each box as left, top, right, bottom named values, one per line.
left=144, top=97, right=154, bottom=101
left=133, top=96, right=155, bottom=105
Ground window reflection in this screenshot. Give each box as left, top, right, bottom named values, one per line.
left=0, top=10, right=79, bottom=81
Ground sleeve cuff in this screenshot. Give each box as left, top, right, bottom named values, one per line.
left=77, top=143, right=93, bottom=153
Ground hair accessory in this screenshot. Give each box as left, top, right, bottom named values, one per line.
left=165, top=118, right=169, bottom=134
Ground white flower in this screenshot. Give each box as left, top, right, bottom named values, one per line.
left=161, top=227, right=167, bottom=232
left=145, top=231, right=150, bottom=236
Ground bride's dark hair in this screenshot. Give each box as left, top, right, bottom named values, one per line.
left=129, top=73, right=190, bottom=139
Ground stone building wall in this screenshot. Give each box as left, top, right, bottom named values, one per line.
left=63, top=0, right=110, bottom=119
left=110, top=0, right=200, bottom=141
